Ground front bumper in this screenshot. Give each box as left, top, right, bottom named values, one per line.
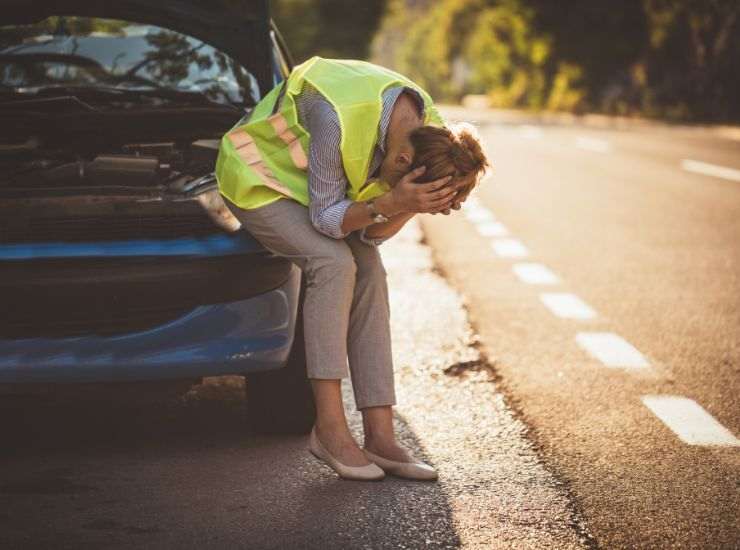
left=0, top=263, right=300, bottom=384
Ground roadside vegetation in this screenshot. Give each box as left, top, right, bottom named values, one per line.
left=273, top=0, right=740, bottom=123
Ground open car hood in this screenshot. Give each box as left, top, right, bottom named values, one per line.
left=0, top=0, right=274, bottom=96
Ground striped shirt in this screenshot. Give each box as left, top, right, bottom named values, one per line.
left=294, top=82, right=425, bottom=246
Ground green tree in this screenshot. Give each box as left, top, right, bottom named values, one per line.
left=268, top=0, right=740, bottom=121
left=640, top=0, right=740, bottom=121
left=373, top=0, right=581, bottom=110
left=463, top=3, right=552, bottom=109
left=272, top=0, right=387, bottom=62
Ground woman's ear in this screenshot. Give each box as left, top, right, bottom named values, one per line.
left=397, top=150, right=413, bottom=168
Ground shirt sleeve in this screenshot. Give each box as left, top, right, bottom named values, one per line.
left=302, top=96, right=354, bottom=239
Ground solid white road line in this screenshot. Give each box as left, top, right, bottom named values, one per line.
left=680, top=159, right=740, bottom=182
left=540, top=292, right=597, bottom=319
left=475, top=220, right=509, bottom=237
left=575, top=136, right=610, bottom=153
left=575, top=331, right=650, bottom=369
left=641, top=395, right=740, bottom=446
left=491, top=239, right=529, bottom=258
left=512, top=263, right=561, bottom=284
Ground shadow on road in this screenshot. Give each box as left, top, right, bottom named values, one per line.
left=0, top=378, right=460, bottom=549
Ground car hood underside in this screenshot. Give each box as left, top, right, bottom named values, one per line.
left=2, top=0, right=274, bottom=97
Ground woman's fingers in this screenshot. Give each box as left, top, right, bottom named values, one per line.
left=403, top=165, right=427, bottom=184
left=421, top=187, right=456, bottom=212
left=420, top=175, right=477, bottom=214
left=428, top=190, right=456, bottom=207
left=418, top=174, right=453, bottom=192
left=458, top=184, right=474, bottom=200
left=436, top=185, right=459, bottom=199
left=425, top=197, right=456, bottom=213
left=407, top=172, right=480, bottom=214
left=427, top=189, right=455, bottom=204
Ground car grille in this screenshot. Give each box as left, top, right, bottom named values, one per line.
left=0, top=215, right=220, bottom=243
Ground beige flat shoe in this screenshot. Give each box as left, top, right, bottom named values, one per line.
left=308, top=426, right=385, bottom=481
left=361, top=447, right=438, bottom=481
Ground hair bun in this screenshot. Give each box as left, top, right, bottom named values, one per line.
left=450, top=122, right=489, bottom=175
left=408, top=121, right=491, bottom=185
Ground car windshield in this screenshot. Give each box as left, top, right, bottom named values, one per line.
left=0, top=16, right=261, bottom=107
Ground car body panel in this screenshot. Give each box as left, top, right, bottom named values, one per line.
left=0, top=263, right=300, bottom=383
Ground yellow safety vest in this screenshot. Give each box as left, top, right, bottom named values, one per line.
left=215, top=56, right=445, bottom=210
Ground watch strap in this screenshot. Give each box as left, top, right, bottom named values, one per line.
left=367, top=199, right=389, bottom=222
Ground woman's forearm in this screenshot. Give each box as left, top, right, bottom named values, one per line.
left=339, top=190, right=403, bottom=236
left=362, top=211, right=416, bottom=239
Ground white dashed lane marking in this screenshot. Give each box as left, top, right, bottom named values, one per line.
left=464, top=195, right=739, bottom=452
left=474, top=220, right=509, bottom=237
left=680, top=159, right=740, bottom=182
left=464, top=207, right=496, bottom=224
left=641, top=395, right=740, bottom=446
left=491, top=239, right=529, bottom=258
left=517, top=125, right=544, bottom=140
left=512, top=263, right=561, bottom=285
left=575, top=331, right=650, bottom=369
left=575, top=136, right=611, bottom=153
left=540, top=292, right=597, bottom=319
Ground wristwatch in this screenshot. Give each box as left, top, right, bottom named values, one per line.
left=366, top=199, right=389, bottom=223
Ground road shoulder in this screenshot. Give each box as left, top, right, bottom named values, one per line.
left=346, top=219, right=595, bottom=548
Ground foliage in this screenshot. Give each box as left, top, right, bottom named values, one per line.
left=462, top=4, right=552, bottom=109
left=639, top=0, right=740, bottom=121
left=373, top=0, right=584, bottom=111
left=267, top=0, right=739, bottom=121
left=371, top=0, right=740, bottom=122
left=272, top=0, right=386, bottom=62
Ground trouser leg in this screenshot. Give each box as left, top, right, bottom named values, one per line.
left=344, top=232, right=397, bottom=410
left=224, top=197, right=397, bottom=409
left=224, top=198, right=356, bottom=379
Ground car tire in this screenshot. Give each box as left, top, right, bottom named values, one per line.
left=245, top=272, right=316, bottom=435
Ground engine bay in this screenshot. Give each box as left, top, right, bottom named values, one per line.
left=0, top=138, right=243, bottom=241
left=0, top=138, right=220, bottom=197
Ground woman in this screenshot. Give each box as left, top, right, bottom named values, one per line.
left=216, top=56, right=489, bottom=481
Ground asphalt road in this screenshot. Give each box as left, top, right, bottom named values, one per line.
left=1, top=106, right=738, bottom=549
left=422, top=106, right=740, bottom=549
left=0, top=220, right=590, bottom=549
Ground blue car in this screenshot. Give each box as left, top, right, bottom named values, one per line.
left=0, top=0, right=315, bottom=433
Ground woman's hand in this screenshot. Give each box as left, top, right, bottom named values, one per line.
left=389, top=166, right=457, bottom=214
left=432, top=173, right=477, bottom=215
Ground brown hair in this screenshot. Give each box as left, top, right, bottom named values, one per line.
left=409, top=122, right=490, bottom=189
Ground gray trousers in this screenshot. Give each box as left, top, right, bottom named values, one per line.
left=224, top=196, right=396, bottom=410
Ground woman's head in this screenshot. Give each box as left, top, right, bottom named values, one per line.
left=408, top=122, right=490, bottom=194
left=377, top=89, right=489, bottom=192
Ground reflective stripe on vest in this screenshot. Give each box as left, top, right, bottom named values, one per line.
left=215, top=56, right=445, bottom=210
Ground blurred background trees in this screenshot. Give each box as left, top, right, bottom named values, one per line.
left=272, top=0, right=740, bottom=123
left=271, top=0, right=386, bottom=61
